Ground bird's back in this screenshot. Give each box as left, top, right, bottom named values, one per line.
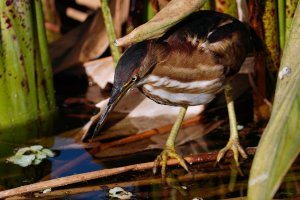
left=137, top=10, right=251, bottom=106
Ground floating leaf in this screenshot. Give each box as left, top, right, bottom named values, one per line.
left=7, top=154, right=35, bottom=168
left=108, top=187, right=133, bottom=199
left=30, top=145, right=43, bottom=151
left=6, top=145, right=55, bottom=167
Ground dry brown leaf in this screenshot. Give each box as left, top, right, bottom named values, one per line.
left=84, top=57, right=114, bottom=88
left=50, top=0, right=130, bottom=73
left=236, top=0, right=249, bottom=24
left=115, top=0, right=208, bottom=47
left=99, top=100, right=204, bottom=137
left=75, top=0, right=100, bottom=10
left=77, top=87, right=204, bottom=141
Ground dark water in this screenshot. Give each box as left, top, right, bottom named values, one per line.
left=1, top=123, right=300, bottom=199
left=0, top=72, right=299, bottom=199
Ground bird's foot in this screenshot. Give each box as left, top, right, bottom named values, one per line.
left=153, top=146, right=189, bottom=177
left=217, top=138, right=247, bottom=166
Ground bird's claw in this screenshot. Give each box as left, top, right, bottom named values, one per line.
left=153, top=146, right=189, bottom=177
left=217, top=138, right=247, bottom=166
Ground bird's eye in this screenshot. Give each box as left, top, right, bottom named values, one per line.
left=132, top=76, right=138, bottom=81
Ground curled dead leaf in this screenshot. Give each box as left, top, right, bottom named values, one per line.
left=115, top=0, right=208, bottom=47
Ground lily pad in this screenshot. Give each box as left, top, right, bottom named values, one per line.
left=6, top=145, right=55, bottom=167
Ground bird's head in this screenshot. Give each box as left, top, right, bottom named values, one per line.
left=82, top=41, right=149, bottom=142
left=106, top=41, right=148, bottom=114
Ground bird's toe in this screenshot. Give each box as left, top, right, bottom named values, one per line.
left=153, top=146, right=189, bottom=178
left=217, top=139, right=247, bottom=166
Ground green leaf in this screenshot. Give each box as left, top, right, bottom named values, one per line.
left=247, top=1, right=300, bottom=199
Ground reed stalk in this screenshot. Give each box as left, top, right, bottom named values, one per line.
left=202, top=0, right=212, bottom=10
left=41, top=0, right=60, bottom=42
left=0, top=0, right=56, bottom=150
left=277, top=0, right=286, bottom=52
left=100, top=0, right=121, bottom=66
left=285, top=0, right=298, bottom=38
left=262, top=0, right=280, bottom=75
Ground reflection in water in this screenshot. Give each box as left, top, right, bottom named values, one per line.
left=49, top=137, right=102, bottom=178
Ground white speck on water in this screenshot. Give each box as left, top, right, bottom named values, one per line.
left=237, top=125, right=244, bottom=130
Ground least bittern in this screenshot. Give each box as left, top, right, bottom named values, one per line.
left=82, top=10, right=251, bottom=176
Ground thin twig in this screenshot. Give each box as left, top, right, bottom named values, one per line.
left=0, top=147, right=256, bottom=199
left=27, top=166, right=245, bottom=199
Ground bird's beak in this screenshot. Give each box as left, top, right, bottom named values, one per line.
left=81, top=79, right=135, bottom=142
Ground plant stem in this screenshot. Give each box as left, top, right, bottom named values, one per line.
left=202, top=0, right=212, bottom=10
left=278, top=0, right=286, bottom=52
left=34, top=0, right=56, bottom=114
left=286, top=0, right=298, bottom=39
left=262, top=0, right=280, bottom=76
left=100, top=0, right=120, bottom=66
left=0, top=0, right=56, bottom=155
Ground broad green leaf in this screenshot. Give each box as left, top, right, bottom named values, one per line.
left=248, top=1, right=300, bottom=199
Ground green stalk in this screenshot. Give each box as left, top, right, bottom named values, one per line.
left=41, top=0, right=60, bottom=42
left=202, top=0, right=212, bottom=10
left=262, top=0, right=280, bottom=77
left=278, top=0, right=286, bottom=52
left=0, top=0, right=56, bottom=148
left=100, top=0, right=121, bottom=66
left=0, top=22, right=11, bottom=128
left=286, top=0, right=298, bottom=38
left=248, top=1, right=300, bottom=199
left=146, top=0, right=155, bottom=20
left=1, top=1, right=32, bottom=127
left=34, top=0, right=56, bottom=116
left=215, top=0, right=238, bottom=18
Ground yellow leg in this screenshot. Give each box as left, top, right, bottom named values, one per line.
left=217, top=84, right=248, bottom=166
left=153, top=106, right=189, bottom=177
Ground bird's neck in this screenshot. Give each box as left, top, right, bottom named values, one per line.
left=137, top=41, right=169, bottom=79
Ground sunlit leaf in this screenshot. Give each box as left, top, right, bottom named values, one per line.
left=248, top=2, right=300, bottom=199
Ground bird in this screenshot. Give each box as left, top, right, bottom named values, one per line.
left=82, top=10, right=251, bottom=177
